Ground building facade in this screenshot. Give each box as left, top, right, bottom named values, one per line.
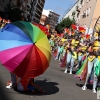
left=63, top=1, right=79, bottom=22
left=19, top=0, right=46, bottom=23
left=47, top=11, right=60, bottom=30
left=40, top=9, right=60, bottom=30
left=63, top=0, right=100, bottom=34
left=33, top=0, right=46, bottom=23
left=0, top=0, right=18, bottom=11
left=76, top=0, right=100, bottom=33
left=0, top=0, right=45, bottom=23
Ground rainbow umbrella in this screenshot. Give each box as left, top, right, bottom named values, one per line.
left=0, top=21, right=51, bottom=78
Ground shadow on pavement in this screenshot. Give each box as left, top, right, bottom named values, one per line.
left=15, top=79, right=59, bottom=96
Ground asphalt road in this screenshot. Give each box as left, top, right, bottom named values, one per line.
left=0, top=57, right=96, bottom=100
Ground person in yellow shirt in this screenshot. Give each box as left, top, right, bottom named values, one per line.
left=94, top=32, right=98, bottom=39
left=64, top=42, right=72, bottom=73
left=82, top=45, right=97, bottom=93
left=77, top=39, right=88, bottom=68
left=69, top=46, right=77, bottom=74
left=69, top=36, right=79, bottom=72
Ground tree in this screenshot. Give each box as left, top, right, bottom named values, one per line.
left=3, top=4, right=23, bottom=22
left=55, top=17, right=76, bottom=33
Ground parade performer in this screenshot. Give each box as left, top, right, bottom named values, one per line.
left=69, top=46, right=77, bottom=74
left=75, top=58, right=88, bottom=81
left=49, top=35, right=54, bottom=51
left=64, top=39, right=72, bottom=73
left=59, top=42, right=68, bottom=67
left=64, top=36, right=76, bottom=74
left=82, top=44, right=98, bottom=93
left=55, top=41, right=62, bottom=60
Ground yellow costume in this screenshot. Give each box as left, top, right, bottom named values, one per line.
left=93, top=40, right=100, bottom=51
left=88, top=55, right=96, bottom=62
left=75, top=40, right=79, bottom=47
left=72, top=51, right=77, bottom=59
left=98, top=56, right=100, bottom=61
left=71, top=39, right=75, bottom=46
left=94, top=32, right=98, bottom=39
left=80, top=46, right=87, bottom=56
left=81, top=46, right=87, bottom=51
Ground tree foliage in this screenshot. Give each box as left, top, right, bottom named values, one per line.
left=55, top=17, right=76, bottom=33
left=3, top=4, right=23, bottom=22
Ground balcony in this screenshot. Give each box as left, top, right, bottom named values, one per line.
left=76, top=6, right=80, bottom=12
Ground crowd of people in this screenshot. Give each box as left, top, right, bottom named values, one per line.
left=49, top=25, right=100, bottom=94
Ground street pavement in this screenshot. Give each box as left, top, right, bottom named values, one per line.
left=0, top=57, right=96, bottom=100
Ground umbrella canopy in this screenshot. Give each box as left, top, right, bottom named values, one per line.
left=0, top=21, right=51, bottom=78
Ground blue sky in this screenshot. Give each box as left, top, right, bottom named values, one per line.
left=44, top=0, right=77, bottom=20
